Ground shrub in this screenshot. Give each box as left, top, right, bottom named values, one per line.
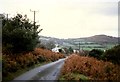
left=89, top=49, right=104, bottom=59
left=103, top=45, right=120, bottom=64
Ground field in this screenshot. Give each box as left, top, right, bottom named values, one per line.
left=63, top=41, right=117, bottom=51
left=59, top=54, right=120, bottom=80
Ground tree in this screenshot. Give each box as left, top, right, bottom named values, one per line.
left=103, top=45, right=120, bottom=64
left=89, top=49, right=104, bottom=59
left=69, top=47, right=73, bottom=54
left=2, top=14, right=42, bottom=53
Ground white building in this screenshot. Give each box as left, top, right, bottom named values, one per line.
left=52, top=44, right=65, bottom=53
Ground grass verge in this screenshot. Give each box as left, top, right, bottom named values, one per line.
left=59, top=73, right=89, bottom=80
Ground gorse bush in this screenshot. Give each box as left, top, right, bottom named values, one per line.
left=2, top=14, right=41, bottom=53
left=60, top=54, right=120, bottom=80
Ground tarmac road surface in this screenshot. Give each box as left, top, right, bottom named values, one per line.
left=13, top=58, right=65, bottom=81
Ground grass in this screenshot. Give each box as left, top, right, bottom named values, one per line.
left=3, top=61, right=50, bottom=82
left=59, top=73, right=89, bottom=80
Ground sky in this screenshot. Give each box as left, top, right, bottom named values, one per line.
left=0, top=0, right=119, bottom=39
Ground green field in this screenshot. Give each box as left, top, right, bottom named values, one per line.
left=62, top=42, right=117, bottom=51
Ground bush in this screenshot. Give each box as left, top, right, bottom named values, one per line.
left=89, top=49, right=104, bottom=59
left=103, top=45, right=120, bottom=64
left=37, top=55, right=46, bottom=62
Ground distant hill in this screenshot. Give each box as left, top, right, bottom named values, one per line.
left=40, top=34, right=118, bottom=44
left=66, top=34, right=118, bottom=44
left=39, top=36, right=64, bottom=45
left=84, top=34, right=118, bottom=44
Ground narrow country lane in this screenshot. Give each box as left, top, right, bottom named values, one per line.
left=13, top=58, right=66, bottom=81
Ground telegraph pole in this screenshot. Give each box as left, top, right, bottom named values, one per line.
left=6, top=14, right=8, bottom=21
left=30, top=10, right=43, bottom=36
left=30, top=10, right=39, bottom=33
left=79, top=42, right=80, bottom=54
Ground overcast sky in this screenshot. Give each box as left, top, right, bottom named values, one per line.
left=0, top=0, right=119, bottom=39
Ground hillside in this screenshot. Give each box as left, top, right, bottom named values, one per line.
left=39, top=34, right=118, bottom=50
left=40, top=34, right=118, bottom=44
left=84, top=34, right=118, bottom=44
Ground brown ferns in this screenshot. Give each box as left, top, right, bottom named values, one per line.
left=61, top=54, right=120, bottom=80
left=2, top=48, right=65, bottom=76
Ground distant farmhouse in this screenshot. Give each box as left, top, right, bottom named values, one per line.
left=52, top=44, right=65, bottom=53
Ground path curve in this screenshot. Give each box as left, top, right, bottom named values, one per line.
left=13, top=58, right=65, bottom=81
